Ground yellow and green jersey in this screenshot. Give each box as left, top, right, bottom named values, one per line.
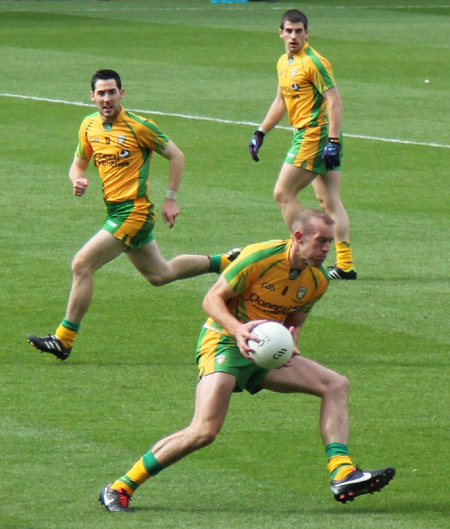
left=75, top=107, right=169, bottom=202
left=204, top=239, right=329, bottom=335
left=277, top=43, right=337, bottom=129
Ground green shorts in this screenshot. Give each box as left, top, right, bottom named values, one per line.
left=103, top=197, right=155, bottom=249
left=196, top=326, right=269, bottom=394
left=285, top=125, right=343, bottom=176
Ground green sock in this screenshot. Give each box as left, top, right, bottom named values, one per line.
left=61, top=318, right=80, bottom=332
left=142, top=452, right=165, bottom=476
left=209, top=254, right=221, bottom=274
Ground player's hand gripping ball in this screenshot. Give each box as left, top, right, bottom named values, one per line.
left=248, top=321, right=294, bottom=369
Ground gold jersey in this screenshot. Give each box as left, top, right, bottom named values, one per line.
left=204, top=239, right=329, bottom=335
left=75, top=107, right=169, bottom=202
left=277, top=43, right=337, bottom=129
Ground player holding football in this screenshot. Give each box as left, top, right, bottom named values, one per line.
left=27, top=69, right=239, bottom=361
left=249, top=9, right=356, bottom=280
left=99, top=209, right=394, bottom=513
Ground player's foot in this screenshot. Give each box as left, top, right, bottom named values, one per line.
left=331, top=466, right=395, bottom=504
left=220, top=247, right=241, bottom=272
left=99, top=484, right=131, bottom=513
left=327, top=266, right=357, bottom=280
left=27, top=334, right=72, bottom=361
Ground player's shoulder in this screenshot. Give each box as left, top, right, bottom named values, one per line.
left=80, top=110, right=100, bottom=124
left=123, top=110, right=156, bottom=127
left=309, top=264, right=330, bottom=288
left=277, top=53, right=289, bottom=68
left=244, top=239, right=289, bottom=256
left=79, top=111, right=100, bottom=133
left=303, top=44, right=331, bottom=67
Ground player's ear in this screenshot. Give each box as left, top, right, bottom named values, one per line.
left=293, top=230, right=303, bottom=244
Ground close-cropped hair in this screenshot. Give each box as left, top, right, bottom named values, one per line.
left=291, top=209, right=334, bottom=236
left=91, top=69, right=122, bottom=92
left=280, top=9, right=308, bottom=30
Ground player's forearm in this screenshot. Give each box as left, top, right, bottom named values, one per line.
left=259, top=97, right=287, bottom=134
left=203, top=293, right=240, bottom=336
left=167, top=151, right=184, bottom=193
left=325, top=90, right=342, bottom=138
left=68, top=163, right=86, bottom=185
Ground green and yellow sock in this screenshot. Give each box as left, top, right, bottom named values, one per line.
left=209, top=254, right=234, bottom=274
left=326, top=442, right=356, bottom=481
left=110, top=452, right=165, bottom=496
left=335, top=241, right=355, bottom=271
left=55, top=319, right=80, bottom=349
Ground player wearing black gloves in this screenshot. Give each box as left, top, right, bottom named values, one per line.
left=249, top=9, right=356, bottom=280
left=249, top=130, right=265, bottom=162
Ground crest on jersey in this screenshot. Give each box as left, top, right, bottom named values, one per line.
left=289, top=269, right=299, bottom=280
left=297, top=287, right=307, bottom=300
left=117, top=135, right=126, bottom=145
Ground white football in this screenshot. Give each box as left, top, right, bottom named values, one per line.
left=248, top=321, right=294, bottom=369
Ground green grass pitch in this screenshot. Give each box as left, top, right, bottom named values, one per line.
left=0, top=1, right=449, bottom=528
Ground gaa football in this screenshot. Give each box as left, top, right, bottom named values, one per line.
left=248, top=321, right=294, bottom=369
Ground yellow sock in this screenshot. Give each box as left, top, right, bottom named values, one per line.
left=327, top=455, right=355, bottom=480
left=55, top=325, right=77, bottom=349
left=335, top=241, right=354, bottom=271
left=110, top=458, right=151, bottom=496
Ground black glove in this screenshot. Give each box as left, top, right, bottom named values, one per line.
left=249, top=130, right=265, bottom=162
left=322, top=138, right=341, bottom=170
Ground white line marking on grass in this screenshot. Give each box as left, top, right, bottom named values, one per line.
left=1, top=92, right=449, bottom=149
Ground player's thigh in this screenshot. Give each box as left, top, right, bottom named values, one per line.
left=258, top=355, right=341, bottom=397
left=312, top=170, right=342, bottom=206
left=126, top=239, right=169, bottom=277
left=274, top=163, right=317, bottom=199
left=191, top=372, right=236, bottom=435
left=73, top=229, right=127, bottom=272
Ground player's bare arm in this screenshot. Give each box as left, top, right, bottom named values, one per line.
left=160, top=140, right=184, bottom=228
left=69, top=156, right=90, bottom=196
left=322, top=87, right=342, bottom=139
left=202, top=276, right=266, bottom=359
left=260, top=85, right=288, bottom=133
left=283, top=309, right=309, bottom=357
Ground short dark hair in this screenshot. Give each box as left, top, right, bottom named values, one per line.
left=90, top=69, right=122, bottom=92
left=280, top=9, right=308, bottom=30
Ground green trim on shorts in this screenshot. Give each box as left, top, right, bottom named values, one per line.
left=196, top=328, right=269, bottom=394
left=103, top=200, right=155, bottom=249
left=285, top=127, right=344, bottom=176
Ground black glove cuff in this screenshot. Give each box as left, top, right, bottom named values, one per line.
left=254, top=130, right=265, bottom=139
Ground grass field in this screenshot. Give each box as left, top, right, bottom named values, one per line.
left=1, top=1, right=449, bottom=528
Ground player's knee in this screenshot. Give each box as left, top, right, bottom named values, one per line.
left=141, top=264, right=174, bottom=287
left=328, top=373, right=350, bottom=397
left=71, top=254, right=92, bottom=278
left=188, top=427, right=218, bottom=450
left=145, top=274, right=168, bottom=287
left=273, top=185, right=292, bottom=206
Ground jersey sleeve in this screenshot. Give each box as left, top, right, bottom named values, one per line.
left=74, top=118, right=93, bottom=160
left=307, top=54, right=337, bottom=95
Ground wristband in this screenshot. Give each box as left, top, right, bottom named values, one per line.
left=328, top=137, right=340, bottom=143
left=165, top=189, right=178, bottom=200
